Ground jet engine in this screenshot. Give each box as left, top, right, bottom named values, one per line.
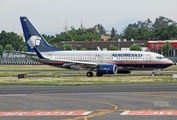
left=96, top=64, right=117, bottom=74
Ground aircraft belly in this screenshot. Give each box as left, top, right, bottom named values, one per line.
left=116, top=63, right=168, bottom=70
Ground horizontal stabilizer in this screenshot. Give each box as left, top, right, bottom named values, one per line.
left=33, top=46, right=45, bottom=59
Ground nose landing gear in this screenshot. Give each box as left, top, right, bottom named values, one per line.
left=151, top=69, right=161, bottom=76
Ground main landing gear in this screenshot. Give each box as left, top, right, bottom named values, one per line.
left=86, top=72, right=103, bottom=77
left=86, top=71, right=93, bottom=77
left=96, top=72, right=103, bottom=77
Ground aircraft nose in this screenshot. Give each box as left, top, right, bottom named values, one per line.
left=168, top=60, right=174, bottom=66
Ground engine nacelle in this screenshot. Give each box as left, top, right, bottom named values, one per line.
left=97, top=64, right=117, bottom=74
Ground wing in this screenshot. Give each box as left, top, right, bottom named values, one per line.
left=16, top=51, right=36, bottom=57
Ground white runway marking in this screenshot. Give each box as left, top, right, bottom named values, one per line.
left=121, top=111, right=177, bottom=115
left=0, top=111, right=92, bottom=116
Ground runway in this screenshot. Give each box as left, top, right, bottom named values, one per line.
left=0, top=84, right=177, bottom=94
left=0, top=84, right=177, bottom=120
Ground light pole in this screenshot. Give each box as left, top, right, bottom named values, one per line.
left=174, top=47, right=176, bottom=64
left=118, top=39, right=121, bottom=51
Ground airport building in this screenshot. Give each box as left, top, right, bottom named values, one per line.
left=57, top=40, right=177, bottom=53
left=57, top=40, right=149, bottom=51
left=148, top=40, right=177, bottom=54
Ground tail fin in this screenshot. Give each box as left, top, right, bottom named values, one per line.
left=20, top=16, right=62, bottom=52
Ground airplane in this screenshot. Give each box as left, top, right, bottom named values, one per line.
left=20, top=16, right=174, bottom=77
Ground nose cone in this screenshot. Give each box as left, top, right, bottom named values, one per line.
left=167, top=60, right=174, bottom=66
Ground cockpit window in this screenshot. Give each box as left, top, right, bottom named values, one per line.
left=156, top=56, right=165, bottom=59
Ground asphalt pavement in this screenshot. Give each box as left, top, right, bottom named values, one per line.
left=0, top=84, right=177, bottom=120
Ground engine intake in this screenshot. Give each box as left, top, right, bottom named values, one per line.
left=97, top=64, right=117, bottom=74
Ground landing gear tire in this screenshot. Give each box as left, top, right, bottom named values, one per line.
left=86, top=72, right=93, bottom=77
left=96, top=72, right=103, bottom=77
left=151, top=73, right=155, bottom=76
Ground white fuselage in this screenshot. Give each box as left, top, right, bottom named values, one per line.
left=33, top=50, right=173, bottom=70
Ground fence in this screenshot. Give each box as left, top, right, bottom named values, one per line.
left=0, top=58, right=41, bottom=65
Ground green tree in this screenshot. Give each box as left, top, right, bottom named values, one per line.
left=130, top=44, right=142, bottom=51
left=4, top=44, right=13, bottom=58
left=53, top=43, right=59, bottom=48
left=123, top=25, right=138, bottom=40
left=81, top=48, right=87, bottom=50
left=109, top=44, right=118, bottom=50
left=0, top=45, right=3, bottom=58
left=137, top=27, right=150, bottom=40
left=121, top=16, right=177, bottom=40
left=153, top=16, right=177, bottom=29
left=110, top=28, right=117, bottom=40
left=42, top=34, right=55, bottom=43
left=162, top=41, right=171, bottom=56
left=52, top=26, right=101, bottom=42
left=5, top=44, right=13, bottom=50
left=62, top=44, right=73, bottom=50
left=23, top=46, right=27, bottom=52
left=0, top=30, right=25, bottom=51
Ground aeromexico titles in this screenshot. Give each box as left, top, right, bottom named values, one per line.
left=19, top=16, right=174, bottom=77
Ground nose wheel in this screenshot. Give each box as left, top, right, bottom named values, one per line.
left=86, top=72, right=93, bottom=77
left=151, top=73, right=155, bottom=76
left=151, top=69, right=161, bottom=76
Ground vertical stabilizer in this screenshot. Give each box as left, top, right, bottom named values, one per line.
left=20, top=16, right=62, bottom=52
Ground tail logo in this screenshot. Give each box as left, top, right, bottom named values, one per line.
left=27, top=36, right=41, bottom=48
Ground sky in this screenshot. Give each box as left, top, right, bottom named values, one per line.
left=1, top=0, right=177, bottom=35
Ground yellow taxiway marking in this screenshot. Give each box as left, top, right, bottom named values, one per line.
left=30, top=90, right=118, bottom=120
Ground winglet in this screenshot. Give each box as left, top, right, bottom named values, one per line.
left=33, top=46, right=45, bottom=59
